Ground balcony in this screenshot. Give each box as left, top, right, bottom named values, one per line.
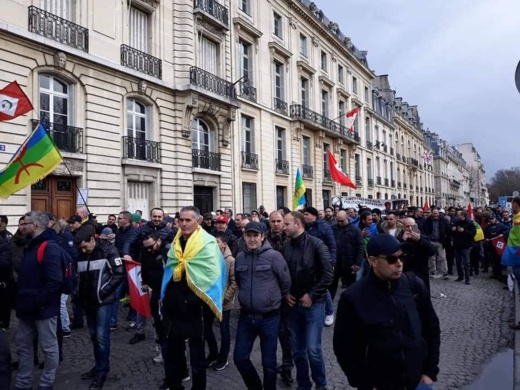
left=368, top=178, right=374, bottom=187
left=121, top=45, right=162, bottom=79
left=193, top=0, right=229, bottom=30
left=366, top=140, right=373, bottom=150
left=385, top=178, right=389, bottom=186
left=275, top=159, right=289, bottom=174
left=391, top=179, right=395, bottom=187
left=407, top=157, right=419, bottom=168
left=390, top=147, right=394, bottom=156
left=323, top=169, right=332, bottom=181
left=396, top=153, right=401, bottom=160
left=290, top=104, right=358, bottom=143
left=402, top=155, right=407, bottom=163
left=239, top=82, right=257, bottom=103
left=353, top=132, right=361, bottom=143
left=192, top=148, right=221, bottom=171
left=398, top=181, right=401, bottom=187
left=274, top=98, right=288, bottom=116
left=190, top=66, right=237, bottom=102
left=123, top=136, right=161, bottom=163
left=376, top=176, right=382, bottom=185
left=355, top=175, right=362, bottom=186
left=28, top=6, right=89, bottom=52
left=33, top=120, right=83, bottom=153
left=241, top=151, right=259, bottom=170
left=302, top=164, right=313, bottom=179
left=383, top=145, right=388, bottom=153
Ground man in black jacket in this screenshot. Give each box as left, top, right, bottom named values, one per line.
left=422, top=208, right=450, bottom=280
left=483, top=214, right=508, bottom=279
left=281, top=211, right=333, bottom=390
left=76, top=231, right=125, bottom=390
left=333, top=234, right=440, bottom=390
left=0, top=215, right=13, bottom=330
left=452, top=210, right=477, bottom=285
left=331, top=210, right=364, bottom=297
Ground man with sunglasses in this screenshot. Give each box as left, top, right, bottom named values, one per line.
left=334, top=233, right=440, bottom=390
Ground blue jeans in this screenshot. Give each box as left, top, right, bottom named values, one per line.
left=289, top=303, right=326, bottom=389
left=233, top=314, right=280, bottom=390
left=110, top=277, right=132, bottom=327
left=416, top=383, right=434, bottom=390
left=455, top=248, right=471, bottom=281
left=86, top=305, right=112, bottom=376
left=324, top=291, right=334, bottom=316
left=356, top=258, right=369, bottom=281
left=218, top=310, right=231, bottom=363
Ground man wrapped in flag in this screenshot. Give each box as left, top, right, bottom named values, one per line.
left=160, top=206, right=226, bottom=390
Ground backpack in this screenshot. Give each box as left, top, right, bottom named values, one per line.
left=37, top=241, right=77, bottom=295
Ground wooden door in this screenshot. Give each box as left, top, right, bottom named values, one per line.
left=31, top=176, right=76, bottom=219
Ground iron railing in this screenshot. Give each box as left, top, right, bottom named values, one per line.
left=391, top=179, right=395, bottom=187
left=121, top=44, right=162, bottom=79
left=190, top=66, right=237, bottom=101
left=353, top=132, right=360, bottom=142
left=193, top=0, right=229, bottom=27
left=276, top=159, right=289, bottom=174
left=274, top=98, right=288, bottom=116
left=323, top=169, right=332, bottom=181
left=368, top=178, right=374, bottom=187
left=385, top=178, right=389, bottom=186
left=28, top=6, right=89, bottom=52
left=302, top=164, right=313, bottom=178
left=239, top=82, right=257, bottom=103
left=376, top=176, right=382, bottom=185
left=33, top=120, right=83, bottom=153
left=390, top=147, right=394, bottom=155
left=396, top=153, right=401, bottom=160
left=355, top=175, right=362, bottom=186
left=366, top=141, right=373, bottom=150
left=123, top=136, right=161, bottom=163
left=407, top=157, right=419, bottom=167
left=192, top=148, right=221, bottom=171
left=241, top=151, right=259, bottom=170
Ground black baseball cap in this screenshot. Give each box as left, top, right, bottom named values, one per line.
left=244, top=221, right=265, bottom=234
left=67, top=215, right=82, bottom=224
left=367, top=234, right=402, bottom=257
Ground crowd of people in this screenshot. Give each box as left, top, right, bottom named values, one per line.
left=0, top=198, right=516, bottom=390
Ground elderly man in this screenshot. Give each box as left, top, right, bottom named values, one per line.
left=160, top=206, right=226, bottom=390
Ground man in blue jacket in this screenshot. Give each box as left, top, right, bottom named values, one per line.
left=14, top=211, right=63, bottom=390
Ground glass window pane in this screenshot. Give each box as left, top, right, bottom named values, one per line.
left=53, top=79, right=67, bottom=94
left=39, top=75, right=50, bottom=90
left=40, top=93, right=50, bottom=112
left=53, top=97, right=67, bottom=115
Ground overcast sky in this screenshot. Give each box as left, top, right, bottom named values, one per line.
left=317, top=0, right=520, bottom=181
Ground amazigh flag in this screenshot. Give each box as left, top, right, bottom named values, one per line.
left=327, top=150, right=356, bottom=189
left=345, top=108, right=360, bottom=133
left=161, top=226, right=226, bottom=320
left=293, top=167, right=306, bottom=209
left=502, top=212, right=520, bottom=266
left=0, top=123, right=62, bottom=198
left=126, top=259, right=152, bottom=318
left=491, top=236, right=506, bottom=256
left=0, top=81, right=33, bottom=121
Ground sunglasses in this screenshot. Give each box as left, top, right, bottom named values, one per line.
left=375, top=253, right=402, bottom=264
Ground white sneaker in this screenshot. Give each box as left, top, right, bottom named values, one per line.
left=153, top=352, right=163, bottom=364
left=324, top=314, right=334, bottom=326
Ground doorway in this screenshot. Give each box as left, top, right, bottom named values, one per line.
left=194, top=186, right=214, bottom=215
left=31, top=176, right=77, bottom=219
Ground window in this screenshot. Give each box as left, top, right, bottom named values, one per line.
left=321, top=90, right=329, bottom=117
left=301, top=77, right=309, bottom=108
left=40, top=0, right=72, bottom=19
left=323, top=143, right=330, bottom=173
left=365, top=117, right=371, bottom=142
left=376, top=157, right=381, bottom=177
left=338, top=101, right=345, bottom=126
left=340, top=149, right=347, bottom=172
left=127, top=98, right=149, bottom=160
left=276, top=126, right=286, bottom=161
left=364, top=86, right=369, bottom=103
left=352, top=76, right=358, bottom=94
left=300, top=34, right=307, bottom=56
left=302, top=136, right=311, bottom=165
left=199, top=35, right=218, bottom=74
left=338, top=64, right=344, bottom=84
left=39, top=74, right=71, bottom=126
left=129, top=5, right=149, bottom=53
left=276, top=186, right=286, bottom=209
left=321, top=51, right=327, bottom=72
left=192, top=118, right=215, bottom=152
left=367, top=158, right=373, bottom=180
left=322, top=190, right=330, bottom=208
left=243, top=182, right=257, bottom=214
left=274, top=61, right=284, bottom=100
left=239, top=0, right=251, bottom=15
left=238, top=39, right=252, bottom=81
left=355, top=154, right=361, bottom=177
left=273, top=12, right=282, bottom=38
left=241, top=115, right=254, bottom=154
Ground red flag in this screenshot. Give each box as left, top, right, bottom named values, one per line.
left=468, top=202, right=474, bottom=220
left=491, top=236, right=506, bottom=255
left=345, top=108, right=360, bottom=133
left=0, top=81, right=33, bottom=121
left=125, top=260, right=152, bottom=318
left=327, top=150, right=356, bottom=189
left=423, top=200, right=429, bottom=211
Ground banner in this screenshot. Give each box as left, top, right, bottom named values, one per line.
left=125, top=260, right=152, bottom=318
left=332, top=196, right=391, bottom=211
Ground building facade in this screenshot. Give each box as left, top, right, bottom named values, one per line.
left=456, top=143, right=489, bottom=206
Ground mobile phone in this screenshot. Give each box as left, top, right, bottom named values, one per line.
left=411, top=225, right=420, bottom=234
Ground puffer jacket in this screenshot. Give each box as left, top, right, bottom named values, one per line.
left=306, top=218, right=337, bottom=264
left=281, top=232, right=333, bottom=303
left=116, top=224, right=138, bottom=259
left=332, top=223, right=364, bottom=268
left=235, top=240, right=291, bottom=315
left=0, top=229, right=13, bottom=284
left=76, top=240, right=124, bottom=308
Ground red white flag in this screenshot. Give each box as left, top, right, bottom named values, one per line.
left=0, top=81, right=33, bottom=122
left=327, top=150, right=356, bottom=189
left=468, top=202, right=474, bottom=220
left=423, top=200, right=429, bottom=211
left=125, top=260, right=152, bottom=318
left=492, top=236, right=506, bottom=256
left=345, top=108, right=360, bottom=133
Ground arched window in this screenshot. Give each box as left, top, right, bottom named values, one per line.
left=192, top=118, right=216, bottom=152
left=39, top=74, right=72, bottom=126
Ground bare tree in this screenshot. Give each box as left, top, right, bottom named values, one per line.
left=487, top=167, right=520, bottom=203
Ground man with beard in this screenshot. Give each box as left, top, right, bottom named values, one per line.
left=323, top=207, right=336, bottom=226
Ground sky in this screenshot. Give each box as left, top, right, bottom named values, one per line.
left=317, top=0, right=520, bottom=181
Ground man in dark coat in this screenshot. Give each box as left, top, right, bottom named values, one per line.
left=0, top=215, right=13, bottom=330
left=451, top=210, right=476, bottom=284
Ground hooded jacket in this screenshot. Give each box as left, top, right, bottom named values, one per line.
left=235, top=240, right=291, bottom=314
left=332, top=222, right=364, bottom=268
left=306, top=218, right=337, bottom=265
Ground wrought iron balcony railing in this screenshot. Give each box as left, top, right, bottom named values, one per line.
left=390, top=147, right=394, bottom=155
left=391, top=179, right=396, bottom=187
left=302, top=164, right=313, bottom=179
left=355, top=175, right=362, bottom=186
left=190, top=66, right=237, bottom=101
left=192, top=148, right=221, bottom=171
left=366, top=141, right=373, bottom=150
left=368, top=178, right=374, bottom=187
left=239, top=82, right=257, bottom=103
left=353, top=132, right=360, bottom=143
left=193, top=0, right=229, bottom=27
left=274, top=98, right=288, bottom=116
left=323, top=169, right=332, bottom=181
left=123, top=136, right=161, bottom=163
left=241, top=151, right=259, bottom=170
left=275, top=159, right=289, bottom=174
left=28, top=6, right=89, bottom=52
left=376, top=176, right=382, bottom=185
left=385, top=178, right=389, bottom=186
left=33, top=120, right=83, bottom=153
left=121, top=44, right=162, bottom=79
left=396, top=153, right=401, bottom=160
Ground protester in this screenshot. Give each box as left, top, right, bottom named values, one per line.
left=452, top=211, right=477, bottom=285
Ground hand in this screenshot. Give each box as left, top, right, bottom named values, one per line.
left=123, top=255, right=133, bottom=262
left=299, top=293, right=313, bottom=308
left=420, top=374, right=434, bottom=384
left=410, top=231, right=421, bottom=241
left=362, top=229, right=371, bottom=237
left=286, top=294, right=296, bottom=307
left=352, top=265, right=361, bottom=272
left=141, top=284, right=149, bottom=292
left=402, top=231, right=412, bottom=241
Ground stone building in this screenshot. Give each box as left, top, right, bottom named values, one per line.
left=456, top=143, right=489, bottom=206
